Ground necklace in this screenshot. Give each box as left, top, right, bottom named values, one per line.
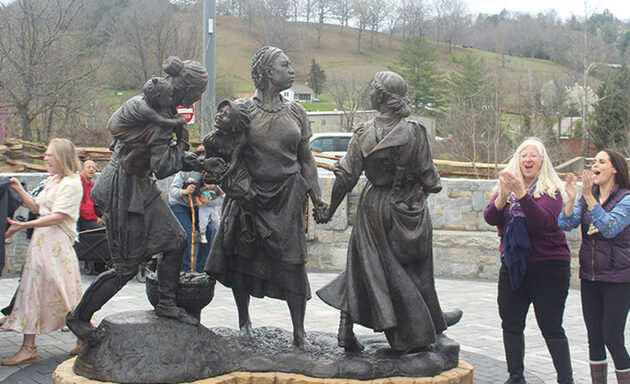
left=253, top=97, right=285, bottom=113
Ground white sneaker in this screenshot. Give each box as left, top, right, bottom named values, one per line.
left=200, top=233, right=208, bottom=244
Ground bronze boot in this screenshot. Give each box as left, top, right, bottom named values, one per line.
left=337, top=311, right=364, bottom=352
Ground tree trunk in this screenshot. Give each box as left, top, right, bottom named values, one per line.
left=18, top=108, right=32, bottom=141
left=370, top=28, right=374, bottom=48
left=45, top=108, right=54, bottom=143
left=317, top=24, right=322, bottom=48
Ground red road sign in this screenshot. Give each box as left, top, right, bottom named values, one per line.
left=176, top=105, right=195, bottom=124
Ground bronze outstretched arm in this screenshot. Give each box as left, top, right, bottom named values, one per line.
left=315, top=176, right=347, bottom=224
left=297, top=138, right=326, bottom=208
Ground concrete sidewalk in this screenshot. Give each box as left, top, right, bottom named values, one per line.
left=0, top=272, right=603, bottom=383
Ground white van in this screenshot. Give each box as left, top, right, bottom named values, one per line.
left=309, top=132, right=353, bottom=157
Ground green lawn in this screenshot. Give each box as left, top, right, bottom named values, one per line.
left=301, top=102, right=337, bottom=112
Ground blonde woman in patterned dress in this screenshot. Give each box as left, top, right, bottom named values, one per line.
left=1, top=138, right=84, bottom=366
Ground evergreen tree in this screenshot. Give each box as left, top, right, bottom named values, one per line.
left=389, top=36, right=446, bottom=114
left=591, top=66, right=630, bottom=155
left=445, top=53, right=497, bottom=164
left=309, top=59, right=327, bottom=96
left=448, top=54, right=490, bottom=108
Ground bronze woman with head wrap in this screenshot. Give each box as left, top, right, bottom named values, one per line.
left=205, top=46, right=327, bottom=349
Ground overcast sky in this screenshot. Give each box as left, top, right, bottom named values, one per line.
left=465, top=0, right=630, bottom=21
left=1, top=0, right=628, bottom=23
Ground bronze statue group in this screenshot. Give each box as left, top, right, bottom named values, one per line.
left=61, top=46, right=462, bottom=357
left=3, top=46, right=630, bottom=384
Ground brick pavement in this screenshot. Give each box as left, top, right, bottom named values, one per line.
left=0, top=272, right=608, bottom=383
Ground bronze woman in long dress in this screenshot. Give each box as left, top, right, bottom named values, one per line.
left=67, top=57, right=224, bottom=343
left=316, top=71, right=454, bottom=352
left=205, top=47, right=327, bottom=348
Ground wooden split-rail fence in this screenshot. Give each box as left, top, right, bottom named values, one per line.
left=0, top=137, right=513, bottom=178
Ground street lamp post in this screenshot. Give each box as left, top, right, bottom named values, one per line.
left=581, top=62, right=622, bottom=155
left=201, top=0, right=216, bottom=138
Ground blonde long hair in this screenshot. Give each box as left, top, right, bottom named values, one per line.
left=495, top=137, right=566, bottom=200
left=48, top=138, right=81, bottom=179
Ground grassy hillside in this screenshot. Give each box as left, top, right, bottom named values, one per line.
left=215, top=15, right=572, bottom=101
left=216, top=16, right=409, bottom=94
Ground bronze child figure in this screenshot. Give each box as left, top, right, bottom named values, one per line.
left=203, top=99, right=270, bottom=243
left=114, top=76, right=188, bottom=169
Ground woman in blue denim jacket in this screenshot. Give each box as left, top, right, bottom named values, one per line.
left=559, top=148, right=630, bottom=384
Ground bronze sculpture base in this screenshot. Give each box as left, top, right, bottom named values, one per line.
left=54, top=358, right=473, bottom=384
left=64, top=310, right=464, bottom=383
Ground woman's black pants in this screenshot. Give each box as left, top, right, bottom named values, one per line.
left=498, top=260, right=573, bottom=382
left=581, top=279, right=630, bottom=369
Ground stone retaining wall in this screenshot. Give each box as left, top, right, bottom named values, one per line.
left=306, top=176, right=582, bottom=287
left=1, top=173, right=582, bottom=286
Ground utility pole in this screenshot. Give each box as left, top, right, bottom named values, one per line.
left=202, top=0, right=216, bottom=137
left=582, top=2, right=589, bottom=156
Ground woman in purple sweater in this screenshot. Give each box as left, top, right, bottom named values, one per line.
left=484, top=138, right=573, bottom=384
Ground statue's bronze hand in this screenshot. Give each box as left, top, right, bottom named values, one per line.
left=312, top=201, right=330, bottom=224
left=203, top=157, right=228, bottom=174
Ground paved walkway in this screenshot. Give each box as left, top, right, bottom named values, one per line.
left=0, top=272, right=607, bottom=383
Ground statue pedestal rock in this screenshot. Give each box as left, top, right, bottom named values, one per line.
left=55, top=358, right=473, bottom=384
left=56, top=310, right=471, bottom=383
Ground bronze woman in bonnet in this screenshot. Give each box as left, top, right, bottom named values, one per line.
left=316, top=71, right=459, bottom=352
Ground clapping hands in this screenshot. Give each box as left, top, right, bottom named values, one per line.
left=498, top=170, right=526, bottom=199
left=564, top=170, right=594, bottom=201
left=581, top=169, right=594, bottom=199
left=564, top=173, right=578, bottom=201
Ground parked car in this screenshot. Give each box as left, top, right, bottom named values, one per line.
left=309, top=132, right=353, bottom=157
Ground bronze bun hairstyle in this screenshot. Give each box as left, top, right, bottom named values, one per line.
left=371, top=71, right=411, bottom=118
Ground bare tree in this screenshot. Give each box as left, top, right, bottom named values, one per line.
left=247, top=0, right=298, bottom=52
left=173, top=3, right=204, bottom=60
left=353, top=0, right=371, bottom=53
left=443, top=0, right=469, bottom=53
left=432, top=0, right=468, bottom=52
left=332, top=0, right=353, bottom=34
left=217, top=0, right=240, bottom=15
left=328, top=72, right=371, bottom=131
left=107, top=0, right=203, bottom=87
left=304, top=0, right=315, bottom=22
left=314, top=0, right=333, bottom=48
left=0, top=0, right=96, bottom=141
left=399, top=0, right=429, bottom=38
left=290, top=0, right=300, bottom=22
left=368, top=0, right=386, bottom=49
left=383, top=0, right=399, bottom=49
